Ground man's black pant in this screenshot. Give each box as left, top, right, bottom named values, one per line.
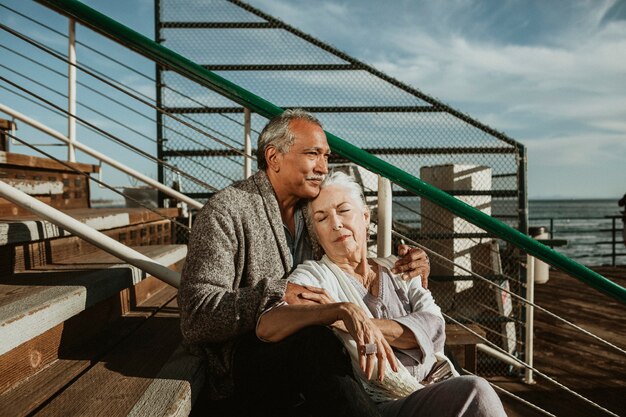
left=233, top=326, right=381, bottom=417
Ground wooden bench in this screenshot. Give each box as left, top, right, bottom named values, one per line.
left=445, top=323, right=485, bottom=373
left=0, top=285, right=205, bottom=417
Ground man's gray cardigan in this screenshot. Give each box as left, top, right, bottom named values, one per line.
left=179, top=170, right=295, bottom=399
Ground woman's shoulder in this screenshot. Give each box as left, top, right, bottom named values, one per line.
left=369, top=255, right=397, bottom=270
left=371, top=256, right=401, bottom=281
left=289, top=260, right=332, bottom=284
left=372, top=255, right=427, bottom=292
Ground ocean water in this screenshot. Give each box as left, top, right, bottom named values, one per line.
left=392, top=198, right=625, bottom=266
left=528, top=199, right=624, bottom=266
left=98, top=194, right=624, bottom=266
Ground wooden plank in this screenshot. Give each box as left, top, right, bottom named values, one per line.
left=0, top=166, right=93, bottom=213
left=0, top=207, right=179, bottom=223
left=0, top=178, right=63, bottom=195
left=11, top=219, right=173, bottom=271
left=0, top=151, right=100, bottom=174
left=0, top=245, right=186, bottom=356
left=446, top=323, right=485, bottom=345
left=126, top=345, right=204, bottom=417
left=492, top=266, right=626, bottom=417
left=1, top=208, right=177, bottom=247
left=34, top=298, right=183, bottom=417
left=0, top=321, right=65, bottom=395
left=1, top=359, right=90, bottom=417
left=445, top=324, right=484, bottom=373
left=0, top=286, right=178, bottom=417
left=126, top=275, right=178, bottom=311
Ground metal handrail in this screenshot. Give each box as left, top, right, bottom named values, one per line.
left=0, top=103, right=203, bottom=210
left=34, top=0, right=626, bottom=304
left=0, top=180, right=181, bottom=287
left=28, top=0, right=626, bottom=304
left=37, top=0, right=626, bottom=304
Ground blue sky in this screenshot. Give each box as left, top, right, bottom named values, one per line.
left=243, top=0, right=626, bottom=200
left=1, top=0, right=625, bottom=199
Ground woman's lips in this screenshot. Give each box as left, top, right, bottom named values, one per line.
left=334, top=234, right=351, bottom=242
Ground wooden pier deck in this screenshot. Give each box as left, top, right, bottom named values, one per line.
left=493, top=265, right=626, bottom=417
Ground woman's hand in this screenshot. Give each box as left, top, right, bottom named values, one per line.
left=337, top=302, right=398, bottom=381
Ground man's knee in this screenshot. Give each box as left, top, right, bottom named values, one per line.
left=449, top=375, right=490, bottom=395
left=452, top=376, right=505, bottom=415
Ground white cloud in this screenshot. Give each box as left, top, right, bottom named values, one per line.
left=244, top=0, right=626, bottom=197
left=526, top=132, right=626, bottom=166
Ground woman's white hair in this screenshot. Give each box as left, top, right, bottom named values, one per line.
left=311, top=171, right=368, bottom=212
left=307, top=171, right=371, bottom=252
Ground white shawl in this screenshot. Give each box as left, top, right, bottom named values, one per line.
left=288, top=255, right=456, bottom=403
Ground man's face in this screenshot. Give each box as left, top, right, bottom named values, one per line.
left=275, top=119, right=330, bottom=200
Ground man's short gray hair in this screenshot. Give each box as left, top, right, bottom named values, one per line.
left=256, top=109, right=323, bottom=170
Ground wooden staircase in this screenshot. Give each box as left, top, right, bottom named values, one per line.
left=0, top=152, right=204, bottom=416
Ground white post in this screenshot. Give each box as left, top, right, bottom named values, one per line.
left=244, top=108, right=252, bottom=178
left=524, top=255, right=535, bottom=384
left=0, top=180, right=181, bottom=288
left=377, top=175, right=392, bottom=257
left=67, top=18, right=77, bottom=162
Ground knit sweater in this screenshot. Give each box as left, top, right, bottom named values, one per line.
left=178, top=170, right=292, bottom=399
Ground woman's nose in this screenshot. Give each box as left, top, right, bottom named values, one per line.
left=331, top=215, right=343, bottom=230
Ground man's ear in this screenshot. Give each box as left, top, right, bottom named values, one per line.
left=364, top=207, right=370, bottom=224
left=265, top=146, right=281, bottom=172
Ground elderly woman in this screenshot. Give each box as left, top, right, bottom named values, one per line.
left=257, top=172, right=507, bottom=417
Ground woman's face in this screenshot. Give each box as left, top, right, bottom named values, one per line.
left=311, top=184, right=369, bottom=260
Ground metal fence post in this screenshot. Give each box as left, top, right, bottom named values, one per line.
left=524, top=255, right=535, bottom=384
left=612, top=217, right=617, bottom=267
left=67, top=18, right=77, bottom=162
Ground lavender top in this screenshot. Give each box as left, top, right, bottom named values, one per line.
left=287, top=256, right=446, bottom=383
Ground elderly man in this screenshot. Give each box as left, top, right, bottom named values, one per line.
left=179, top=109, right=430, bottom=416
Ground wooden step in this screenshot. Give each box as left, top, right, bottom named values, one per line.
left=0, top=151, right=100, bottom=216
left=0, top=207, right=181, bottom=276
left=0, top=244, right=186, bottom=357
left=0, top=207, right=179, bottom=246
left=0, top=281, right=194, bottom=417
left=31, top=298, right=203, bottom=417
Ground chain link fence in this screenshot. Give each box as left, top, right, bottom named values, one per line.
left=156, top=0, right=528, bottom=377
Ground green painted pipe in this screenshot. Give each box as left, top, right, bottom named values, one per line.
left=35, top=0, right=626, bottom=304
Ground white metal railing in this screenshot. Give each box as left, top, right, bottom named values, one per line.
left=397, top=229, right=625, bottom=416
left=67, top=17, right=76, bottom=162
left=0, top=103, right=203, bottom=210
left=524, top=255, right=535, bottom=384
left=0, top=179, right=180, bottom=287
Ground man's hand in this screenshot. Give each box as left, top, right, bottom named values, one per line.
left=283, top=282, right=334, bottom=305
left=392, top=245, right=430, bottom=288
